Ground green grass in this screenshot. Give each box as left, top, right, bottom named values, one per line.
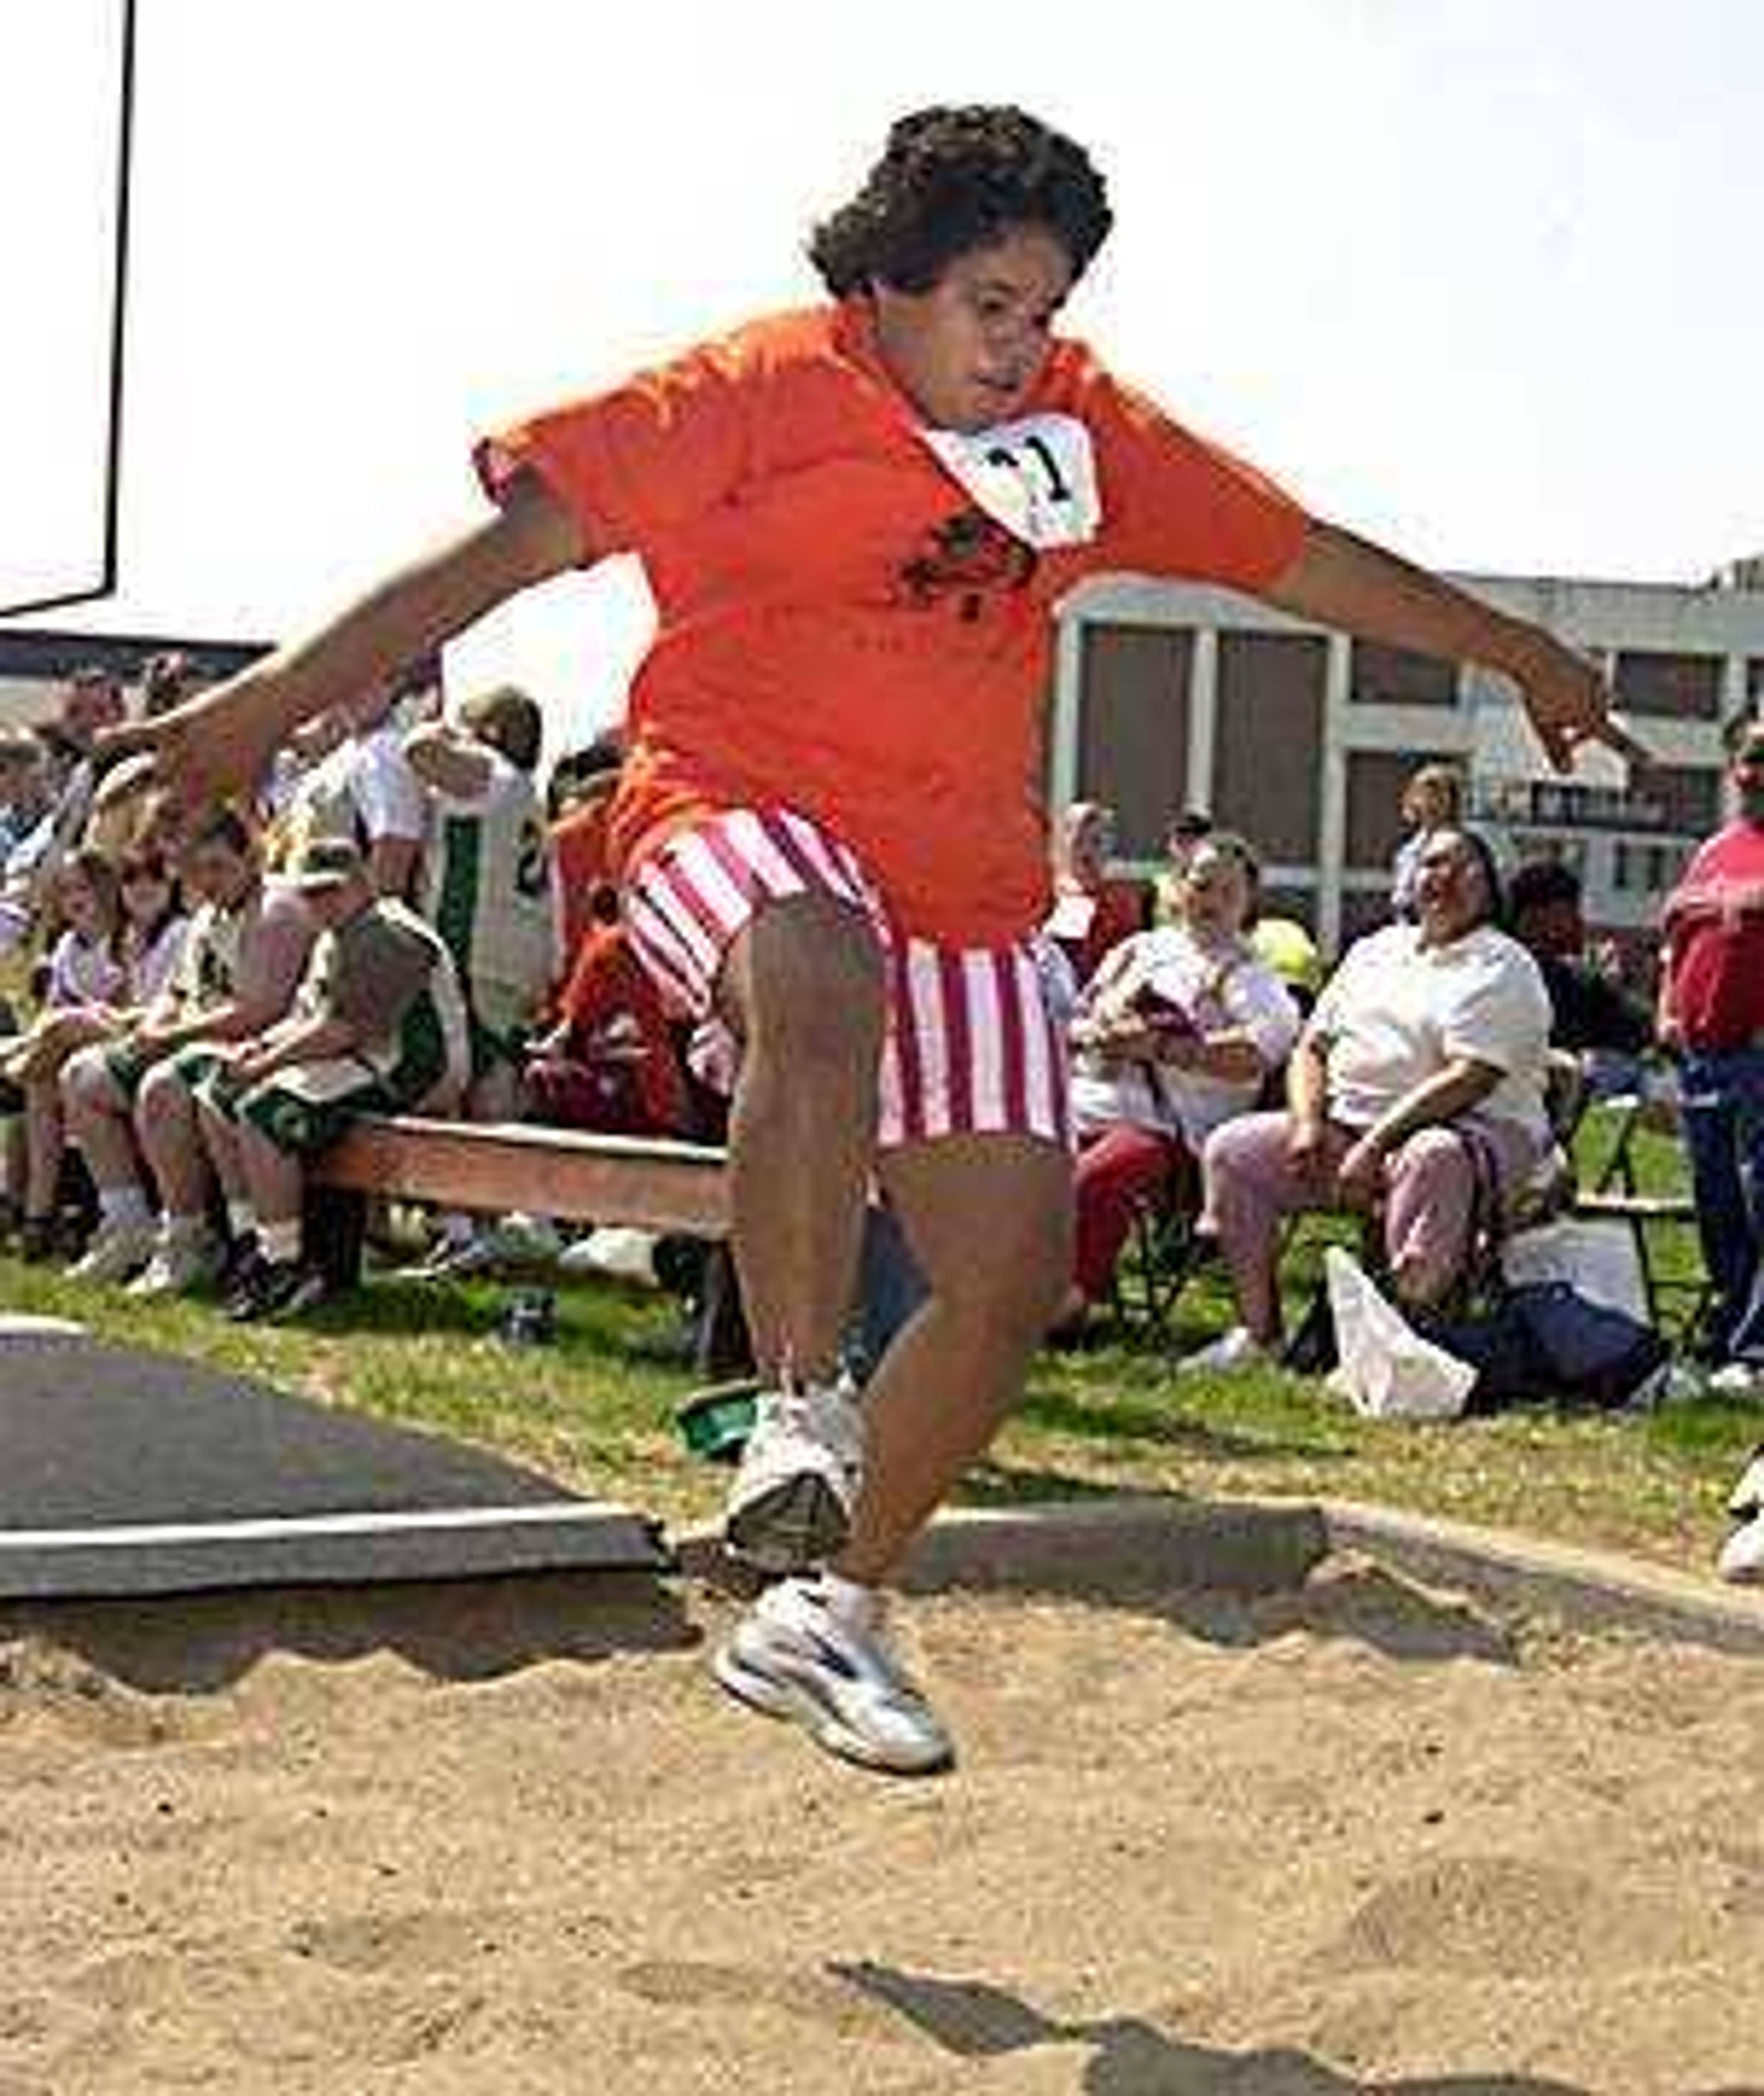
left=0, top=1088, right=1749, bottom=1577
left=2, top=1095, right=1754, bottom=1579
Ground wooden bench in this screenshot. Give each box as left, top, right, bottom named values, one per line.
left=307, top=1116, right=731, bottom=1291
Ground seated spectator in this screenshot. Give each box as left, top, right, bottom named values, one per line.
left=1508, top=857, right=1652, bottom=1088
left=1153, top=808, right=1216, bottom=925
left=1062, top=832, right=1299, bottom=1329
left=405, top=686, right=557, bottom=1106
left=0, top=850, right=128, bottom=1257
left=1043, top=800, right=1151, bottom=987
left=196, top=837, right=469, bottom=1322
left=13, top=669, right=131, bottom=895
left=526, top=897, right=692, bottom=1140
left=402, top=686, right=561, bottom=1272
left=60, top=807, right=315, bottom=1290
left=138, top=650, right=196, bottom=719
left=1390, top=762, right=1464, bottom=920
left=277, top=670, right=432, bottom=898
left=0, top=731, right=51, bottom=863
left=1241, top=866, right=1323, bottom=1014
left=548, top=729, right=626, bottom=954
left=1189, top=828, right=1553, bottom=1371
left=1247, top=912, right=1323, bottom=1012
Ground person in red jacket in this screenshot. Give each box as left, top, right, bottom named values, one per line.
left=119, top=106, right=1624, bottom=1774
left=1660, top=711, right=1764, bottom=1396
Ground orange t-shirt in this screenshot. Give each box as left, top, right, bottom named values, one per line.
left=475, top=302, right=1309, bottom=946
left=549, top=789, right=616, bottom=957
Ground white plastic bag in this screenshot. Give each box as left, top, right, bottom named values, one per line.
left=1323, top=1246, right=1477, bottom=1422
left=1500, top=1218, right=1648, bottom=1324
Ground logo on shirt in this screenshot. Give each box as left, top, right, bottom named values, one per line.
left=897, top=507, right=1038, bottom=617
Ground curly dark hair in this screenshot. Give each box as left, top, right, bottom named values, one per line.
left=808, top=106, right=1113, bottom=298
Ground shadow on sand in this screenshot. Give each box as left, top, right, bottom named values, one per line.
left=831, top=1960, right=1687, bottom=2095
left=0, top=1567, right=697, bottom=1696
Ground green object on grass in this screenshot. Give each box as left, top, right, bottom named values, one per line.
left=676, top=1379, right=761, bottom=1464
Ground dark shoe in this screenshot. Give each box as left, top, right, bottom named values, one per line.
left=217, top=1239, right=263, bottom=1310
left=221, top=1246, right=267, bottom=1317
left=228, top=1258, right=329, bottom=1324
left=17, top=1217, right=57, bottom=1264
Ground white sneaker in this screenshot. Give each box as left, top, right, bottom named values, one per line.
left=1718, top=1514, right=1764, bottom=1585
left=1728, top=1448, right=1764, bottom=1522
left=714, top=1576, right=953, bottom=1776
left=558, top=1225, right=659, bottom=1285
left=65, top=1219, right=157, bottom=1286
left=127, top=1226, right=225, bottom=1299
left=401, top=1230, right=501, bottom=1280
left=1174, top=1325, right=1270, bottom=1378
left=1709, top=1361, right=1764, bottom=1400
left=724, top=1379, right=864, bottom=1575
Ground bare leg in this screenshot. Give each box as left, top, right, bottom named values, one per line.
left=22, top=1076, right=66, bottom=1219
left=197, top=1094, right=246, bottom=1204
left=836, top=1133, right=1072, bottom=1585
left=62, top=1048, right=151, bottom=1201
left=136, top=1064, right=212, bottom=1220
left=717, top=894, right=885, bottom=1381
left=236, top=1122, right=304, bottom=1242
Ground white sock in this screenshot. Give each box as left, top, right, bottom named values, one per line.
left=441, top=1209, right=475, bottom=1248
left=259, top=1220, right=302, bottom=1266
left=98, top=1187, right=150, bottom=1230
left=226, top=1198, right=255, bottom=1241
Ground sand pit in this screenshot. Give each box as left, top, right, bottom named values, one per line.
left=0, top=1556, right=1760, bottom=2094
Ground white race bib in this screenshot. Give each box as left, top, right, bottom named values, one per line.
left=919, top=412, right=1102, bottom=551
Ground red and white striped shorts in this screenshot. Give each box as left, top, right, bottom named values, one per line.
left=624, top=807, right=1071, bottom=1151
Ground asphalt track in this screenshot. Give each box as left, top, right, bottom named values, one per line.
left=0, top=1328, right=662, bottom=1598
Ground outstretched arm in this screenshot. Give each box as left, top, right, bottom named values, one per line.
left=107, top=471, right=584, bottom=807
left=1261, top=521, right=1635, bottom=771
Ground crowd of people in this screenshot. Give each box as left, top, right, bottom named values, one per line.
left=3, top=658, right=1751, bottom=1475
left=1041, top=772, right=1658, bottom=1350
left=0, top=655, right=1739, bottom=1391
left=0, top=659, right=702, bottom=1320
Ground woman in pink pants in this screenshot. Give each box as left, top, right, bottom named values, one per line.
left=1187, top=830, right=1553, bottom=1372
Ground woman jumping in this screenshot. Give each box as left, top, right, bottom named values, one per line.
left=123, top=105, right=1626, bottom=1774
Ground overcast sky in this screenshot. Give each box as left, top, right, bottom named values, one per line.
left=5, top=0, right=1763, bottom=746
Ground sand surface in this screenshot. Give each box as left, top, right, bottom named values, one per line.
left=0, top=1557, right=1760, bottom=2094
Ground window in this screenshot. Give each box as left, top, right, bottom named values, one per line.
left=1349, top=642, right=1459, bottom=708
left=1211, top=633, right=1328, bottom=861
left=1075, top=624, right=1192, bottom=859
left=1612, top=651, right=1723, bottom=720
left=1612, top=840, right=1687, bottom=895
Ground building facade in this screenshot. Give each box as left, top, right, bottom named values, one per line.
left=1051, top=571, right=1764, bottom=968
left=0, top=626, right=271, bottom=729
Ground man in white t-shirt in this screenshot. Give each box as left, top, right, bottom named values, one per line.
left=1186, top=829, right=1552, bottom=1371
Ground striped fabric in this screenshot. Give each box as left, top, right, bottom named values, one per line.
left=626, top=808, right=1070, bottom=1150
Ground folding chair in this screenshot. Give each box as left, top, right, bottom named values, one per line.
left=1570, top=1074, right=1712, bottom=1342
left=1109, top=1146, right=1210, bottom=1345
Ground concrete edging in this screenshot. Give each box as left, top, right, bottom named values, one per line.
left=675, top=1494, right=1328, bottom=1602
left=678, top=1490, right=1764, bottom=1657
left=1320, top=1496, right=1764, bottom=1658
